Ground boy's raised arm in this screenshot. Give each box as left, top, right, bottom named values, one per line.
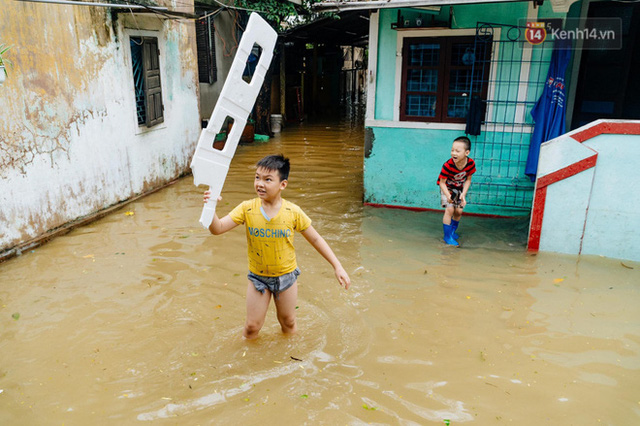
left=203, top=192, right=239, bottom=235
left=301, top=225, right=351, bottom=289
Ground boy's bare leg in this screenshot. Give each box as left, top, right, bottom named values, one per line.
left=274, top=282, right=298, bottom=335
left=244, top=281, right=271, bottom=339
left=452, top=206, right=463, bottom=222
left=442, top=205, right=454, bottom=225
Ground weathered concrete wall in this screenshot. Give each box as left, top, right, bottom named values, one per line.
left=0, top=2, right=201, bottom=256
left=528, top=120, right=640, bottom=261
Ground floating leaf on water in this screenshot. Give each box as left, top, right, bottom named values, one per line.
left=125, top=211, right=134, bottom=216
left=362, top=404, right=377, bottom=410
left=553, top=278, right=564, bottom=284
left=300, top=394, right=308, bottom=399
left=444, top=420, right=450, bottom=426
left=11, top=312, right=19, bottom=320
left=215, top=305, right=222, bottom=309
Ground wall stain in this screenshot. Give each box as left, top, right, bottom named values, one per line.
left=0, top=109, right=107, bottom=178
left=364, top=127, right=374, bottom=158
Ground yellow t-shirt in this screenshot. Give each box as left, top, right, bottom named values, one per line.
left=229, top=198, right=312, bottom=277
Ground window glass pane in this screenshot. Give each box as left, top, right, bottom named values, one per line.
left=447, top=95, right=470, bottom=118
left=409, top=43, right=440, bottom=66
left=406, top=94, right=436, bottom=117
left=449, top=69, right=486, bottom=93
left=408, top=69, right=438, bottom=92
left=449, top=69, right=472, bottom=92
left=451, top=43, right=476, bottom=66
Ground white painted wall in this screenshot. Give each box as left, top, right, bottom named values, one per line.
left=580, top=135, right=640, bottom=260
left=0, top=5, right=201, bottom=255
left=534, top=122, right=640, bottom=262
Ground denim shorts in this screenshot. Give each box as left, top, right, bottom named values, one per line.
left=247, top=267, right=301, bottom=299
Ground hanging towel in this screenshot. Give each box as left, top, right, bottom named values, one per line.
left=465, top=96, right=486, bottom=136
left=526, top=38, right=572, bottom=181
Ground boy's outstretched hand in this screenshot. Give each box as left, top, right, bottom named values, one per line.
left=335, top=266, right=351, bottom=290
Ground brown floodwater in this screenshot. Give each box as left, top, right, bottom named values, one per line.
left=1, top=116, right=639, bottom=425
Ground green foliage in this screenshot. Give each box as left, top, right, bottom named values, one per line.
left=233, top=0, right=322, bottom=28
left=0, top=43, right=11, bottom=76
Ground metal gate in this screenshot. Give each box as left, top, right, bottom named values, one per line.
left=469, top=22, right=555, bottom=211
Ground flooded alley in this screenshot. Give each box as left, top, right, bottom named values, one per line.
left=1, top=117, right=638, bottom=425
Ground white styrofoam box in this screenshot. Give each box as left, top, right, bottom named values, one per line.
left=191, top=13, right=277, bottom=229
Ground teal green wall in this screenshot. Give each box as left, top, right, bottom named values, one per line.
left=374, top=10, right=399, bottom=121
left=366, top=2, right=576, bottom=217
left=365, top=126, right=460, bottom=208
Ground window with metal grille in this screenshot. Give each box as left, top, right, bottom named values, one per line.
left=130, top=36, right=164, bottom=127
left=196, top=16, right=218, bottom=84
left=400, top=36, right=490, bottom=123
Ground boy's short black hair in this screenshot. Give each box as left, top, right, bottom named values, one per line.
left=454, top=136, right=471, bottom=151
left=256, top=154, right=290, bottom=181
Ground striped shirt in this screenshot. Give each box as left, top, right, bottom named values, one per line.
left=437, top=157, right=476, bottom=189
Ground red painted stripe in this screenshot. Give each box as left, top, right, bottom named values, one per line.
left=363, top=202, right=520, bottom=218
left=572, top=122, right=640, bottom=142
left=527, top=185, right=547, bottom=251
left=537, top=154, right=598, bottom=188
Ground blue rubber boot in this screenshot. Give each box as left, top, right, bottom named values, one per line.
left=450, top=219, right=460, bottom=240
left=443, top=224, right=459, bottom=246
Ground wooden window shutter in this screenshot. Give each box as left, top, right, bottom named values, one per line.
left=196, top=16, right=217, bottom=84
left=142, top=37, right=164, bottom=127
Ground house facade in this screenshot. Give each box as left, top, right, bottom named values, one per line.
left=352, top=0, right=639, bottom=217
left=0, top=2, right=202, bottom=259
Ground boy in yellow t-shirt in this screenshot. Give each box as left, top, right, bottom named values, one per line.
left=203, top=154, right=350, bottom=339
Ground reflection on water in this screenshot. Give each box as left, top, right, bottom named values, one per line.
left=1, top=116, right=638, bottom=425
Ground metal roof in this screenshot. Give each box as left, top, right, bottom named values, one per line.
left=283, top=10, right=371, bottom=46
left=312, top=0, right=529, bottom=12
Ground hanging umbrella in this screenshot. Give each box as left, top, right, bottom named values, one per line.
left=525, top=37, right=572, bottom=181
